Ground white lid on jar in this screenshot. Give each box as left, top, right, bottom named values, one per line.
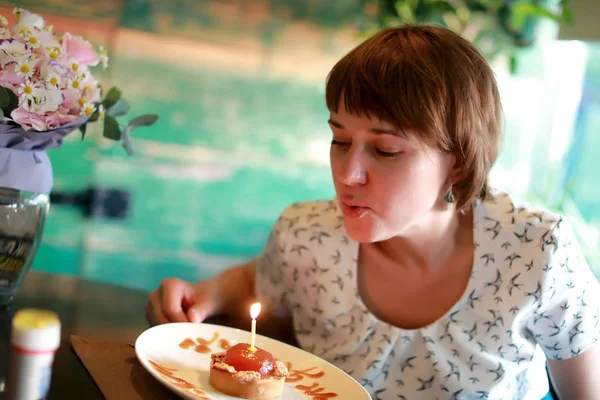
left=11, top=308, right=61, bottom=353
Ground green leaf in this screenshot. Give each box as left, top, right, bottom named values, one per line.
left=103, top=115, right=121, bottom=141
left=2, top=87, right=18, bottom=116
left=509, top=56, right=518, bottom=74
left=128, top=114, right=159, bottom=128
left=395, top=0, right=415, bottom=22
left=107, top=99, right=130, bottom=117
left=121, top=126, right=135, bottom=156
left=467, top=1, right=487, bottom=13
left=423, top=1, right=457, bottom=18
left=560, top=0, right=573, bottom=24
left=0, top=87, right=10, bottom=108
left=102, top=87, right=121, bottom=110
left=0, top=108, right=4, bottom=119
left=88, top=110, right=100, bottom=122
left=562, top=8, right=573, bottom=23
left=510, top=3, right=565, bottom=31
left=80, top=123, right=87, bottom=140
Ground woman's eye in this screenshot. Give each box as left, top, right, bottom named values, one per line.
left=376, top=149, right=402, bottom=158
left=330, top=140, right=402, bottom=158
left=330, top=140, right=349, bottom=148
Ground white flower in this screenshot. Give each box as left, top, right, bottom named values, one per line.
left=14, top=58, right=35, bottom=78
left=32, top=31, right=60, bottom=51
left=98, top=104, right=105, bottom=121
left=80, top=101, right=95, bottom=117
left=43, top=45, right=62, bottom=60
left=15, top=9, right=45, bottom=30
left=26, top=34, right=40, bottom=47
left=15, top=26, right=31, bottom=38
left=98, top=46, right=109, bottom=69
left=26, top=33, right=40, bottom=46
left=0, top=28, right=10, bottom=40
left=18, top=80, right=35, bottom=102
left=46, top=73, right=61, bottom=87
left=68, top=60, right=80, bottom=73
left=35, top=29, right=60, bottom=51
left=68, top=77, right=81, bottom=90
left=80, top=75, right=101, bottom=103
left=0, top=15, right=8, bottom=26
left=25, top=81, right=62, bottom=114
left=0, top=39, right=32, bottom=67
left=39, top=57, right=70, bottom=84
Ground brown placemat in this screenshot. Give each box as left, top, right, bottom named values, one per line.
left=71, top=335, right=179, bottom=400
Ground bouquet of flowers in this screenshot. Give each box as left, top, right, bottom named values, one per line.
left=0, top=8, right=158, bottom=194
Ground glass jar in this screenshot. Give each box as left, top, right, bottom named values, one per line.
left=0, top=188, right=49, bottom=305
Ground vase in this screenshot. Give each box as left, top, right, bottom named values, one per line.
left=0, top=187, right=49, bottom=305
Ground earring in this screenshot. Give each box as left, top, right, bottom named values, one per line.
left=444, top=185, right=455, bottom=203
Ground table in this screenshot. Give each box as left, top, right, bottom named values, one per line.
left=0, top=271, right=297, bottom=399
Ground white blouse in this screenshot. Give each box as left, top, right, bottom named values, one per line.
left=255, top=190, right=600, bottom=399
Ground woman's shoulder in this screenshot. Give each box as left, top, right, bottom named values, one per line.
left=268, top=199, right=355, bottom=269
left=471, top=188, right=588, bottom=278
left=475, top=189, right=565, bottom=248
left=475, top=190, right=564, bottom=229
left=274, top=198, right=345, bottom=237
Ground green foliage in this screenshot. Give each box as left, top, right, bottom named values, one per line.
left=363, top=0, right=572, bottom=63
left=80, top=86, right=159, bottom=155
left=103, top=115, right=121, bottom=141
left=0, top=86, right=19, bottom=116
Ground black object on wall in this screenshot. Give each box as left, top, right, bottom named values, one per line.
left=50, top=188, right=130, bottom=220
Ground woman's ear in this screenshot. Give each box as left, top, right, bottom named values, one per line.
left=447, top=153, right=465, bottom=184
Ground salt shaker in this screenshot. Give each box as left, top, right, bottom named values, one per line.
left=5, top=309, right=61, bottom=400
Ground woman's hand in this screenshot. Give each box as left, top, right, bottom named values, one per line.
left=146, top=259, right=258, bottom=326
left=146, top=278, right=220, bottom=325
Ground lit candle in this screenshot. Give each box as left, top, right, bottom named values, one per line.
left=249, top=302, right=261, bottom=352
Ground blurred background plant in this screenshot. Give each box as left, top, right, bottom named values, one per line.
left=359, top=0, right=571, bottom=71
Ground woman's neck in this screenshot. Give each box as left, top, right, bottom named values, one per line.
left=374, top=206, right=474, bottom=271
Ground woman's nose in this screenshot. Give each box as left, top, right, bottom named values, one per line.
left=337, top=149, right=367, bottom=187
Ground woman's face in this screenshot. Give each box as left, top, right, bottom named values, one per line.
left=329, top=103, right=455, bottom=243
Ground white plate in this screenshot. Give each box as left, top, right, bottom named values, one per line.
left=135, top=322, right=372, bottom=400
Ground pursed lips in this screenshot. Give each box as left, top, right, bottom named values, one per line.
left=339, top=197, right=368, bottom=209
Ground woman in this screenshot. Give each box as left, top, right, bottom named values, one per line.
left=146, top=25, right=600, bottom=399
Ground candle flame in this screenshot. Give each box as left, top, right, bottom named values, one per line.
left=250, top=302, right=261, bottom=319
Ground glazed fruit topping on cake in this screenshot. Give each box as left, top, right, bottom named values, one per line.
left=221, top=343, right=276, bottom=376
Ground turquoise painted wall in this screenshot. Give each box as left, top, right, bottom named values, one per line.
left=0, top=0, right=363, bottom=290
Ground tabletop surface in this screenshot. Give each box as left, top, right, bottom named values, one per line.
left=0, top=270, right=296, bottom=399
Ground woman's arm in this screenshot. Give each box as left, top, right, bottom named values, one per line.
left=547, top=341, right=600, bottom=399
left=210, top=258, right=258, bottom=320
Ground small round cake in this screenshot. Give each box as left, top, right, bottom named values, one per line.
left=209, top=343, right=289, bottom=400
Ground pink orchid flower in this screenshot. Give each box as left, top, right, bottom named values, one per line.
left=62, top=32, right=99, bottom=67
left=0, top=69, right=26, bottom=87
left=44, top=110, right=78, bottom=129
left=11, top=106, right=48, bottom=131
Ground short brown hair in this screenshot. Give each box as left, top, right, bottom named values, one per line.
left=325, top=25, right=502, bottom=210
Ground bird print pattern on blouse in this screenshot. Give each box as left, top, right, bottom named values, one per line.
left=255, top=190, right=600, bottom=399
